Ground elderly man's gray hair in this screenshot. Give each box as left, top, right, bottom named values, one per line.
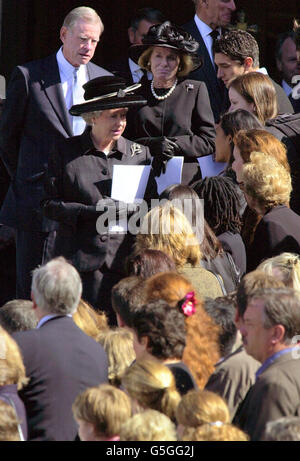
left=31, top=257, right=82, bottom=316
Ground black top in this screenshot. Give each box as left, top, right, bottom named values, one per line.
left=166, top=361, right=198, bottom=395
left=218, top=231, right=247, bottom=277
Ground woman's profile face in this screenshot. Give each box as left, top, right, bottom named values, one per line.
left=232, top=145, right=244, bottom=182
left=215, top=123, right=232, bottom=163
left=228, top=87, right=255, bottom=114
left=150, top=46, right=180, bottom=83
left=92, top=108, right=128, bottom=142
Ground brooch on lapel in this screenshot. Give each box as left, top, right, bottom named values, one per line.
left=185, top=83, right=194, bottom=92
left=130, top=143, right=143, bottom=157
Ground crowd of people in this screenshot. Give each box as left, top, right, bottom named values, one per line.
left=0, top=1, right=300, bottom=442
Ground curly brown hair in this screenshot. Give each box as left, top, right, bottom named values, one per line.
left=144, top=272, right=221, bottom=388
left=132, top=299, right=186, bottom=360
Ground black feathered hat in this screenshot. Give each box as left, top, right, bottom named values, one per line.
left=129, top=21, right=202, bottom=71
left=69, top=76, right=147, bottom=116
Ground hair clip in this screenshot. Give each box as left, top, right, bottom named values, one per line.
left=179, top=291, right=196, bottom=316
left=209, top=421, right=224, bottom=427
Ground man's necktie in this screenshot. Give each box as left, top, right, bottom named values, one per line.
left=72, top=68, right=86, bottom=136
left=210, top=30, right=220, bottom=73
left=210, top=29, right=220, bottom=49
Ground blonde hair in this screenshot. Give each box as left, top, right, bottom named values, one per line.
left=0, top=400, right=21, bottom=441
left=122, top=358, right=181, bottom=422
left=72, top=384, right=131, bottom=438
left=176, top=390, right=230, bottom=428
left=182, top=423, right=249, bottom=441
left=120, top=410, right=177, bottom=441
left=96, top=328, right=136, bottom=387
left=138, top=46, right=194, bottom=77
left=241, top=151, right=292, bottom=209
left=73, top=299, right=108, bottom=340
left=0, top=326, right=28, bottom=389
left=136, top=203, right=201, bottom=268
left=257, top=253, right=300, bottom=291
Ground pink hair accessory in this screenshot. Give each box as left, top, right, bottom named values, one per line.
left=181, top=291, right=196, bottom=316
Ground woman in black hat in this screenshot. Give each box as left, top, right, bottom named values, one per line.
left=42, top=76, right=156, bottom=324
left=127, top=21, right=216, bottom=185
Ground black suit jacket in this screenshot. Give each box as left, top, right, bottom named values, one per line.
left=247, top=205, right=300, bottom=271
left=106, top=56, right=135, bottom=85
left=0, top=54, right=111, bottom=231
left=13, top=316, right=108, bottom=441
left=182, top=19, right=227, bottom=122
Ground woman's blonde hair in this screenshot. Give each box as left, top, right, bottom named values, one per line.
left=119, top=410, right=177, bottom=441
left=0, top=326, right=28, bottom=389
left=144, top=272, right=221, bottom=388
left=96, top=328, right=135, bottom=387
left=0, top=400, right=21, bottom=441
left=72, top=384, right=131, bottom=438
left=233, top=129, right=289, bottom=171
left=257, top=253, right=300, bottom=291
left=176, top=390, right=230, bottom=428
left=229, top=72, right=278, bottom=123
left=135, top=203, right=201, bottom=268
left=122, top=358, right=181, bottom=422
left=182, top=423, right=249, bottom=441
left=73, top=299, right=108, bottom=340
left=138, top=46, right=194, bottom=77
left=241, top=151, right=292, bottom=209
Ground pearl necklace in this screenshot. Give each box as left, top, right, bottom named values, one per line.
left=150, top=79, right=178, bottom=101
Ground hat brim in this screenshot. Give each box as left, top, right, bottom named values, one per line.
left=70, top=95, right=147, bottom=116
left=129, top=43, right=202, bottom=72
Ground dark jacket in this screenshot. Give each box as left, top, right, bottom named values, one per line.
left=233, top=348, right=300, bottom=440
left=43, top=130, right=156, bottom=273
left=13, top=316, right=108, bottom=441
left=182, top=19, right=227, bottom=122
left=127, top=78, right=215, bottom=186
left=0, top=54, right=111, bottom=231
left=247, top=205, right=300, bottom=272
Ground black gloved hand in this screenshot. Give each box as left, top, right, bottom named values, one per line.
left=150, top=137, right=179, bottom=177
left=79, top=197, right=128, bottom=221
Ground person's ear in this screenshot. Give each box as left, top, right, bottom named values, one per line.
left=271, top=324, right=286, bottom=344
left=128, top=27, right=135, bottom=44
left=276, top=58, right=283, bottom=73
left=140, top=335, right=149, bottom=350
left=31, top=292, right=37, bottom=310
left=60, top=26, right=68, bottom=44
left=243, top=57, right=253, bottom=72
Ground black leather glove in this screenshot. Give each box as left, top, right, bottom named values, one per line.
left=79, top=197, right=128, bottom=221
left=149, top=137, right=180, bottom=177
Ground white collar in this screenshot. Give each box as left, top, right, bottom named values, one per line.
left=194, top=14, right=221, bottom=38
left=257, top=67, right=268, bottom=75
left=56, top=47, right=86, bottom=81
left=128, top=57, right=142, bottom=74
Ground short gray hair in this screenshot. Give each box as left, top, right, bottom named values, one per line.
left=31, top=257, right=82, bottom=316
left=81, top=110, right=103, bottom=126
left=264, top=417, right=300, bottom=441
left=63, top=7, right=104, bottom=34
left=250, top=288, right=300, bottom=342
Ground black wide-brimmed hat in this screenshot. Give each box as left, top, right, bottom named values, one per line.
left=129, top=21, right=202, bottom=71
left=69, top=76, right=147, bottom=116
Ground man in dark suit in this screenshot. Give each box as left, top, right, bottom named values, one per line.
left=13, top=256, right=108, bottom=441
left=214, top=29, right=294, bottom=114
left=106, top=7, right=164, bottom=85
left=0, top=7, right=112, bottom=300
left=233, top=287, right=300, bottom=441
left=182, top=0, right=236, bottom=121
